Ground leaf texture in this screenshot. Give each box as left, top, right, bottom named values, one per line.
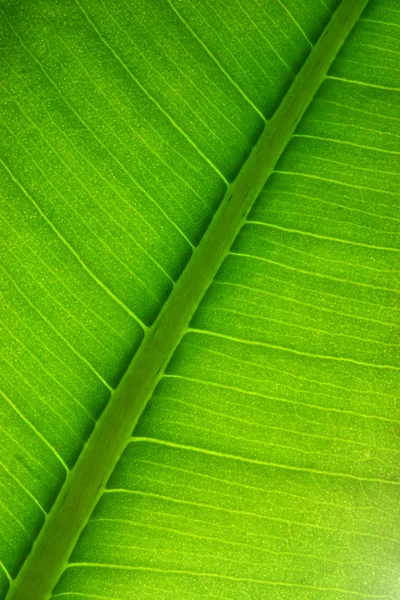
left=1, top=0, right=399, bottom=599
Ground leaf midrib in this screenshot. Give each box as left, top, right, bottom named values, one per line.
left=7, top=1, right=368, bottom=597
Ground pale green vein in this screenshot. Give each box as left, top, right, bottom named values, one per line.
left=326, top=75, right=400, bottom=92
left=0, top=462, right=45, bottom=515
left=209, top=303, right=398, bottom=347
left=240, top=227, right=397, bottom=275
left=73, top=0, right=228, bottom=184
left=0, top=494, right=29, bottom=536
left=289, top=150, right=399, bottom=178
left=246, top=219, right=400, bottom=251
left=2, top=320, right=95, bottom=422
left=0, top=159, right=144, bottom=328
left=268, top=190, right=400, bottom=225
left=205, top=301, right=393, bottom=346
left=342, top=57, right=400, bottom=75
left=64, top=564, right=394, bottom=599
left=306, top=122, right=400, bottom=157
left=1, top=13, right=195, bottom=248
left=166, top=0, right=266, bottom=121
left=88, top=523, right=316, bottom=568
left=273, top=0, right=313, bottom=47
left=188, top=328, right=400, bottom=371
left=170, top=0, right=273, bottom=91
left=52, top=586, right=231, bottom=599
left=132, top=457, right=400, bottom=524
left=1, top=121, right=167, bottom=302
left=273, top=169, right=400, bottom=197
left=13, top=61, right=206, bottom=221
left=0, top=561, right=12, bottom=584
left=157, top=415, right=393, bottom=473
left=91, top=513, right=396, bottom=573
left=180, top=342, right=398, bottom=411
left=2, top=265, right=114, bottom=389
left=199, top=0, right=275, bottom=86
left=129, top=476, right=400, bottom=551
left=1, top=103, right=178, bottom=282
left=223, top=253, right=399, bottom=307
left=34, top=16, right=211, bottom=217
left=2, top=232, right=123, bottom=360
left=103, top=488, right=396, bottom=547
left=161, top=412, right=342, bottom=460
left=1, top=74, right=194, bottom=252
left=163, top=374, right=398, bottom=425
left=360, top=18, right=400, bottom=31
left=252, top=0, right=299, bottom=55
left=358, top=43, right=400, bottom=57
left=234, top=0, right=294, bottom=74
left=229, top=251, right=400, bottom=300
left=2, top=214, right=126, bottom=343
left=131, top=438, right=399, bottom=485
left=156, top=392, right=396, bottom=455
left=214, top=279, right=398, bottom=329
left=358, top=29, right=400, bottom=46
left=280, top=208, right=399, bottom=238
left=0, top=390, right=68, bottom=471
left=82, top=527, right=387, bottom=574
left=308, top=115, right=400, bottom=143
left=292, top=133, right=400, bottom=155
left=2, top=359, right=80, bottom=440
left=0, top=424, right=54, bottom=479
left=120, top=0, right=249, bottom=139
left=2, top=299, right=98, bottom=393
left=319, top=97, right=400, bottom=123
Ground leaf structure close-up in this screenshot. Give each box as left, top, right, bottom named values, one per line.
left=1, top=0, right=400, bottom=598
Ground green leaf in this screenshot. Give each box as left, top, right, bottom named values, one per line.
left=1, top=0, right=399, bottom=598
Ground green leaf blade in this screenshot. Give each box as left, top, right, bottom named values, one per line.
left=1, top=0, right=399, bottom=598
left=54, top=4, right=399, bottom=598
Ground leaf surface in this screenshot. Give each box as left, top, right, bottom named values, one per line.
left=1, top=0, right=399, bottom=598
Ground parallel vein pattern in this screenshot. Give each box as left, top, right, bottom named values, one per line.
left=0, top=0, right=337, bottom=594
left=53, top=2, right=400, bottom=599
